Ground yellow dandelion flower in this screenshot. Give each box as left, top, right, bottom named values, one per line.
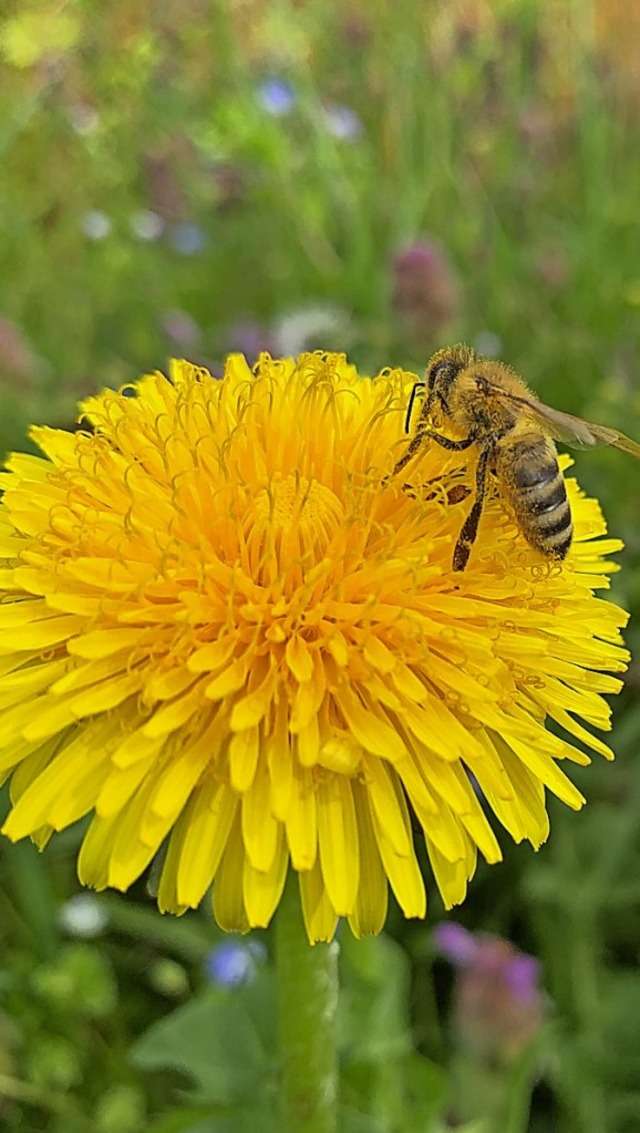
left=0, top=353, right=629, bottom=942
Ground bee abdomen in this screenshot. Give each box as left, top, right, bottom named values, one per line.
left=503, top=439, right=572, bottom=560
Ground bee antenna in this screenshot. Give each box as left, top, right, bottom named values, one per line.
left=404, top=381, right=426, bottom=433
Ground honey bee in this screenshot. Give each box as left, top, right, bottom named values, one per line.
left=393, top=344, right=640, bottom=571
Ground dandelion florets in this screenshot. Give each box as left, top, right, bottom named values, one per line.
left=0, top=353, right=629, bottom=941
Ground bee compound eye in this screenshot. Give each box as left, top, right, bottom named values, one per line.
left=427, top=359, right=451, bottom=389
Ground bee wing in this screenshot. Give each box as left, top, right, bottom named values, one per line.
left=489, top=385, right=640, bottom=458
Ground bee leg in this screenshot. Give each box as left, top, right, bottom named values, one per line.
left=393, top=430, right=475, bottom=477
left=452, top=446, right=493, bottom=571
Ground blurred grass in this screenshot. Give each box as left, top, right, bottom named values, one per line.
left=1, top=1, right=640, bottom=1130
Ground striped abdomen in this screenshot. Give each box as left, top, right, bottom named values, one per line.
left=499, top=436, right=572, bottom=559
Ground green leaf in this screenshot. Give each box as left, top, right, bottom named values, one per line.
left=337, top=934, right=446, bottom=1127
left=338, top=932, right=412, bottom=1060
left=130, top=975, right=277, bottom=1106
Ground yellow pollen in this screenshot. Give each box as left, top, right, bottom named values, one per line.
left=254, top=475, right=342, bottom=528
left=245, top=475, right=345, bottom=586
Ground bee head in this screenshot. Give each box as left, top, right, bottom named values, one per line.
left=426, top=344, right=475, bottom=400
left=404, top=345, right=475, bottom=434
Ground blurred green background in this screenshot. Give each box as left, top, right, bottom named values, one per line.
left=2, top=1, right=640, bottom=1130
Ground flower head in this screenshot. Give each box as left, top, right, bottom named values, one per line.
left=391, top=238, right=460, bottom=338
left=257, top=77, right=296, bottom=116
left=434, top=922, right=546, bottom=1063
left=168, top=221, right=206, bottom=256
left=0, top=353, right=629, bottom=942
left=322, top=105, right=363, bottom=141
left=58, top=893, right=109, bottom=939
left=205, top=939, right=266, bottom=987
left=81, top=210, right=111, bottom=241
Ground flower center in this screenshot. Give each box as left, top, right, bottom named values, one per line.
left=258, top=474, right=341, bottom=526
left=244, top=475, right=344, bottom=581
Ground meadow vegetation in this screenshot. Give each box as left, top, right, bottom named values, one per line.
left=1, top=2, right=640, bottom=1130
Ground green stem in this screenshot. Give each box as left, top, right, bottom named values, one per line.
left=275, top=877, right=340, bottom=1133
